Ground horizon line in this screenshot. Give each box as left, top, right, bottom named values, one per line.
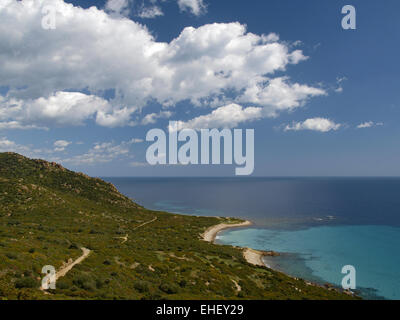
left=99, top=176, right=400, bottom=179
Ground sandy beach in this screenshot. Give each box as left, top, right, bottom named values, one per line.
left=202, top=220, right=269, bottom=267
left=243, top=248, right=266, bottom=267
left=202, top=220, right=252, bottom=242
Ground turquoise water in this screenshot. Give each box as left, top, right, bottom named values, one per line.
left=106, top=177, right=400, bottom=300
left=217, top=225, right=400, bottom=300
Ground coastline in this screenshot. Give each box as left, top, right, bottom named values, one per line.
left=201, top=220, right=252, bottom=242
left=0, top=153, right=360, bottom=300
left=202, top=220, right=269, bottom=267
left=243, top=248, right=266, bottom=267
left=202, top=219, right=359, bottom=298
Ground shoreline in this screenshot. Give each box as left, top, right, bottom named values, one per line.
left=201, top=220, right=252, bottom=242
left=243, top=247, right=266, bottom=267
left=202, top=219, right=358, bottom=298
left=202, top=220, right=269, bottom=267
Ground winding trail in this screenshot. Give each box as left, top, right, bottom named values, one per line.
left=56, top=247, right=91, bottom=279
left=41, top=217, right=157, bottom=291
left=232, top=279, right=242, bottom=293
left=116, top=234, right=129, bottom=244
left=132, top=217, right=158, bottom=230
left=41, top=247, right=91, bottom=291
left=114, top=217, right=157, bottom=244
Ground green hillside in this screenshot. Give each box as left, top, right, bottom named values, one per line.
left=0, top=152, right=356, bottom=300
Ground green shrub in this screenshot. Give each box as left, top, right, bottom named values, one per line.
left=6, top=252, right=17, bottom=260
left=142, top=293, right=164, bottom=300
left=70, top=285, right=78, bottom=292
left=179, top=279, right=187, bottom=288
left=82, top=280, right=96, bottom=291
left=159, top=283, right=179, bottom=294
left=23, top=270, right=32, bottom=277
left=133, top=280, right=149, bottom=293
left=15, top=277, right=38, bottom=289
left=95, top=278, right=104, bottom=289
left=73, top=274, right=96, bottom=291
left=57, top=281, right=69, bottom=290
left=69, top=243, right=79, bottom=250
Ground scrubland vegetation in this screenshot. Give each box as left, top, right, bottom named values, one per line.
left=0, top=153, right=356, bottom=300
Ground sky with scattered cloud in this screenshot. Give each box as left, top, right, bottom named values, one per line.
left=0, top=0, right=399, bottom=176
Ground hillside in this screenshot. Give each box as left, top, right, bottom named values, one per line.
left=0, top=152, right=355, bottom=300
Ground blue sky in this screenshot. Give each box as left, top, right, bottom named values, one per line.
left=0, top=0, right=399, bottom=176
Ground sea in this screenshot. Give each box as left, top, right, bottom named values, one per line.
left=104, top=177, right=400, bottom=300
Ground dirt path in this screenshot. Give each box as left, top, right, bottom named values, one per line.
left=56, top=247, right=91, bottom=279
left=113, top=217, right=157, bottom=244
left=42, top=217, right=157, bottom=291
left=41, top=247, right=91, bottom=291
left=232, top=279, right=242, bottom=292
left=133, top=217, right=157, bottom=230
left=116, top=234, right=128, bottom=244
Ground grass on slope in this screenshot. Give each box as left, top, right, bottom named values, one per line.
left=0, top=153, right=356, bottom=300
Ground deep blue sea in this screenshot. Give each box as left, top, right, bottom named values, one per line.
left=105, top=177, right=400, bottom=300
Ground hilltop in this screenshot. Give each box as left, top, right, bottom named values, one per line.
left=0, top=153, right=355, bottom=300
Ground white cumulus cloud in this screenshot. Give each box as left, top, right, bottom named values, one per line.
left=141, top=111, right=173, bottom=125
left=177, top=0, right=206, bottom=16
left=0, top=0, right=325, bottom=129
left=237, top=77, right=325, bottom=117
left=169, top=103, right=263, bottom=131
left=137, top=5, right=164, bottom=19
left=285, top=118, right=341, bottom=132
left=62, top=138, right=138, bottom=165
left=54, top=139, right=71, bottom=152
left=0, top=137, right=53, bottom=157
left=105, top=0, right=130, bottom=16
left=105, top=0, right=205, bottom=18
left=0, top=137, right=25, bottom=152
left=357, top=121, right=383, bottom=129
left=0, top=91, right=131, bottom=129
